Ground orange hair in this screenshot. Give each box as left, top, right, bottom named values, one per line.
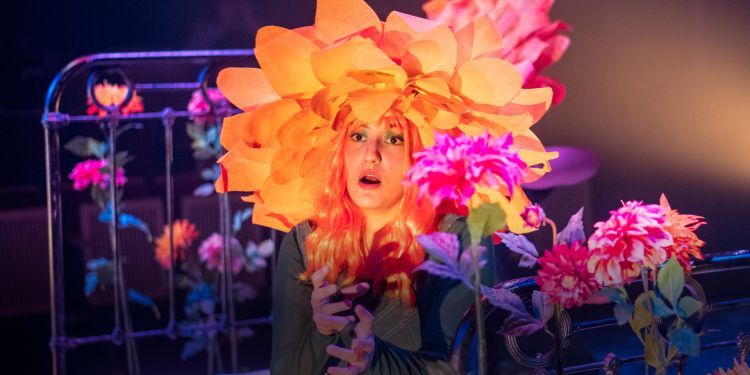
left=301, top=109, right=438, bottom=306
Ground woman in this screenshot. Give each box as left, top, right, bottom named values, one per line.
left=270, top=110, right=495, bottom=374
left=213, top=0, right=555, bottom=373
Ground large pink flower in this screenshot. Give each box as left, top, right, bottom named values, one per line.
left=68, top=159, right=126, bottom=191
left=423, top=0, right=570, bottom=104
left=660, top=194, right=706, bottom=273
left=405, top=132, right=526, bottom=207
left=187, top=88, right=229, bottom=125
left=198, top=233, right=245, bottom=274
left=587, top=201, right=673, bottom=286
left=536, top=241, right=599, bottom=309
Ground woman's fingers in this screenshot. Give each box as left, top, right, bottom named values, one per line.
left=326, top=366, right=358, bottom=375
left=353, top=305, right=374, bottom=339
left=313, top=313, right=354, bottom=335
left=326, top=344, right=363, bottom=364
left=352, top=337, right=374, bottom=354
left=311, top=284, right=338, bottom=309
left=340, top=282, right=370, bottom=299
left=310, top=265, right=330, bottom=289
left=319, top=300, right=353, bottom=316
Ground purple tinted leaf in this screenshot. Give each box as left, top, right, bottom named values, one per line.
left=519, top=254, right=538, bottom=268
left=414, top=261, right=471, bottom=288
left=497, top=233, right=539, bottom=264
left=417, top=232, right=460, bottom=267
left=501, top=313, right=545, bottom=336
left=481, top=285, right=528, bottom=316
left=532, top=291, right=553, bottom=324
left=557, top=207, right=585, bottom=245
left=458, top=245, right=486, bottom=280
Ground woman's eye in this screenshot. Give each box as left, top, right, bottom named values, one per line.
left=386, top=136, right=404, bottom=145
left=350, top=133, right=365, bottom=142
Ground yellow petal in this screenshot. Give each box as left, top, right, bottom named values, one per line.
left=255, top=27, right=323, bottom=97
left=216, top=68, right=280, bottom=111
left=499, top=87, right=552, bottom=125
left=475, top=186, right=533, bottom=234
left=402, top=26, right=457, bottom=75
left=413, top=77, right=451, bottom=100
left=311, top=36, right=406, bottom=87
left=220, top=99, right=300, bottom=150
left=215, top=143, right=274, bottom=193
left=454, top=16, right=503, bottom=66
left=450, top=58, right=522, bottom=106
left=277, top=108, right=328, bottom=148
left=314, top=0, right=381, bottom=45
left=348, top=89, right=402, bottom=124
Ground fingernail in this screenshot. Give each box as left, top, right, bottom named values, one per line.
left=345, top=300, right=353, bottom=307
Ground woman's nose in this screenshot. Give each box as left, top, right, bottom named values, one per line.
left=364, top=139, right=382, bottom=164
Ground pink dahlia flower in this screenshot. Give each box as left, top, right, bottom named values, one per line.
left=187, top=88, right=228, bottom=125
left=405, top=132, right=526, bottom=207
left=536, top=241, right=599, bottom=309
left=423, top=0, right=570, bottom=104
left=521, top=203, right=546, bottom=229
left=587, top=201, right=673, bottom=286
left=68, top=159, right=126, bottom=191
left=660, top=194, right=706, bottom=273
left=198, top=233, right=245, bottom=274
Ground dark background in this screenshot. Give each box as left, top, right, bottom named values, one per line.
left=2, top=0, right=749, bottom=373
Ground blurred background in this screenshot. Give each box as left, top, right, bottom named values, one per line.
left=2, top=0, right=749, bottom=373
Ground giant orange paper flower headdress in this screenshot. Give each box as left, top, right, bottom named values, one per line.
left=215, top=0, right=558, bottom=232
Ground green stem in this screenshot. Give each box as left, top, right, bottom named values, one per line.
left=544, top=218, right=558, bottom=246
left=640, top=267, right=662, bottom=373
left=553, top=304, right=565, bottom=374
left=471, top=243, right=486, bottom=375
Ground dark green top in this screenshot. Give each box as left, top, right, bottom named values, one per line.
left=270, top=215, right=496, bottom=375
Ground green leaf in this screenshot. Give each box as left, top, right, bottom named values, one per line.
left=467, top=203, right=506, bottom=245
left=595, top=287, right=628, bottom=304
left=614, top=302, right=634, bottom=325
left=657, top=256, right=685, bottom=307
left=631, top=292, right=654, bottom=332
left=645, top=331, right=666, bottom=368
left=651, top=294, right=675, bottom=318
left=64, top=136, right=105, bottom=158
left=677, top=296, right=702, bottom=318
left=115, top=151, right=133, bottom=168
left=670, top=327, right=700, bottom=357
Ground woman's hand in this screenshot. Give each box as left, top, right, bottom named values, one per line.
left=310, top=266, right=369, bottom=336
left=326, top=305, right=375, bottom=374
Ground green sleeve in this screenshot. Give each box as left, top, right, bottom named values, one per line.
left=270, top=229, right=341, bottom=375
left=366, top=219, right=497, bottom=374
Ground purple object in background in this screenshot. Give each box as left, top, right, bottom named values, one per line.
left=523, top=146, right=600, bottom=190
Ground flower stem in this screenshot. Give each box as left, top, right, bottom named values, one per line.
left=545, top=217, right=558, bottom=246
left=553, top=303, right=565, bottom=374
left=640, top=267, right=662, bottom=374
left=471, top=244, right=486, bottom=375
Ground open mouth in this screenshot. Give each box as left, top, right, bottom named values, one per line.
left=359, top=175, right=381, bottom=185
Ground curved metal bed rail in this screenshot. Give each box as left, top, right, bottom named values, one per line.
left=451, top=249, right=750, bottom=374
left=42, top=49, right=258, bottom=375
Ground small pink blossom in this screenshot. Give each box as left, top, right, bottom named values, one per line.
left=536, top=241, right=599, bottom=309
left=68, top=159, right=126, bottom=191
left=187, top=88, right=228, bottom=125
left=405, top=132, right=526, bottom=207
left=587, top=201, right=673, bottom=286
left=198, top=233, right=245, bottom=274
left=521, top=203, right=546, bottom=229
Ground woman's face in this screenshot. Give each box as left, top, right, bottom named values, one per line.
left=344, top=120, right=408, bottom=217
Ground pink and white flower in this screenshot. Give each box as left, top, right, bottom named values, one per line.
left=68, top=159, right=126, bottom=191
left=587, top=201, right=673, bottom=286
left=187, top=88, right=229, bottom=125
left=536, top=241, right=599, bottom=309
left=521, top=203, right=546, bottom=229
left=198, top=233, right=245, bottom=274
left=405, top=132, right=526, bottom=207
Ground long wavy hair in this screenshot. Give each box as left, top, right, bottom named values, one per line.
left=300, top=108, right=438, bottom=306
